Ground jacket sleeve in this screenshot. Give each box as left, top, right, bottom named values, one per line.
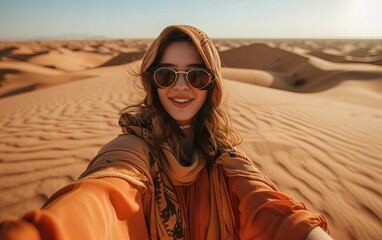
left=230, top=176, right=329, bottom=240
left=217, top=151, right=329, bottom=240
left=1, top=134, right=153, bottom=240
left=0, top=178, right=149, bottom=240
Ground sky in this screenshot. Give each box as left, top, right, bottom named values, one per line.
left=0, top=0, right=381, bottom=40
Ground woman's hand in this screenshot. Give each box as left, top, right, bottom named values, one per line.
left=305, top=227, right=333, bottom=240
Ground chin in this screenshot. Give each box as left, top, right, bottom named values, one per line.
left=172, top=115, right=195, bottom=125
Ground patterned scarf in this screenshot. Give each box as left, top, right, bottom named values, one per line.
left=120, top=114, right=210, bottom=239
left=79, top=113, right=277, bottom=239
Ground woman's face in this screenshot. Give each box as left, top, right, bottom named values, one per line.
left=157, top=41, right=208, bottom=125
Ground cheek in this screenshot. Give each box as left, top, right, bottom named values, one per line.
left=198, top=91, right=208, bottom=106
left=157, top=89, right=169, bottom=107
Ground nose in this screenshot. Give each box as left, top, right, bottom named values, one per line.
left=173, top=72, right=189, bottom=90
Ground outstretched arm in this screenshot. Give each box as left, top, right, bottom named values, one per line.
left=231, top=176, right=331, bottom=240
left=0, top=177, right=149, bottom=240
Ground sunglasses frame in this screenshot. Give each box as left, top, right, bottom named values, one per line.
left=149, top=67, right=215, bottom=90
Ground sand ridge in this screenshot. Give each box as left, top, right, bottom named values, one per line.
left=0, top=39, right=381, bottom=239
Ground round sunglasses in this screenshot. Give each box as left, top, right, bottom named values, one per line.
left=151, top=67, right=215, bottom=90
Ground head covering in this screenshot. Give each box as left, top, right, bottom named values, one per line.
left=141, top=25, right=222, bottom=100
left=142, top=25, right=221, bottom=74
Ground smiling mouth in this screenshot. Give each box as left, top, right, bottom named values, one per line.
left=171, top=98, right=192, bottom=103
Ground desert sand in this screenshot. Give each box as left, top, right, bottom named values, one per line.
left=0, top=38, right=381, bottom=239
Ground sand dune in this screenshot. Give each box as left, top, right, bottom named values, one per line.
left=100, top=51, right=146, bottom=67
left=0, top=40, right=150, bottom=98
left=220, top=43, right=382, bottom=95
left=309, top=51, right=382, bottom=66
left=222, top=67, right=277, bottom=87
left=26, top=47, right=113, bottom=71
left=0, top=39, right=381, bottom=239
left=266, top=39, right=382, bottom=66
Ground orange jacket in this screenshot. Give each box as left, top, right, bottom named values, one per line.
left=0, top=135, right=328, bottom=240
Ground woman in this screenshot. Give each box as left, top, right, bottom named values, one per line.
left=0, top=25, right=332, bottom=240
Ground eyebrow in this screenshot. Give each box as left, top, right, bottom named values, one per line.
left=157, top=63, right=206, bottom=68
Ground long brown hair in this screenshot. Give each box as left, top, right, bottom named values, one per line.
left=122, top=25, right=241, bottom=165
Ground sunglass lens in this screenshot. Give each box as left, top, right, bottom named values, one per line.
left=154, top=69, right=176, bottom=87
left=188, top=70, right=210, bottom=88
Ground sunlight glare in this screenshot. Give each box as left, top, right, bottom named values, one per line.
left=343, top=0, right=382, bottom=37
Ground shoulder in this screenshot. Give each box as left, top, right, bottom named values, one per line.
left=79, top=134, right=154, bottom=179
left=95, top=134, right=153, bottom=170
left=119, top=112, right=152, bottom=133
left=215, top=148, right=278, bottom=191
left=77, top=134, right=155, bottom=191
left=214, top=147, right=251, bottom=169
left=118, top=112, right=153, bottom=145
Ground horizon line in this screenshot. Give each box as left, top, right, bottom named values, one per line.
left=1, top=36, right=382, bottom=42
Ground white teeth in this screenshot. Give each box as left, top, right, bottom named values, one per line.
left=173, top=98, right=191, bottom=103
